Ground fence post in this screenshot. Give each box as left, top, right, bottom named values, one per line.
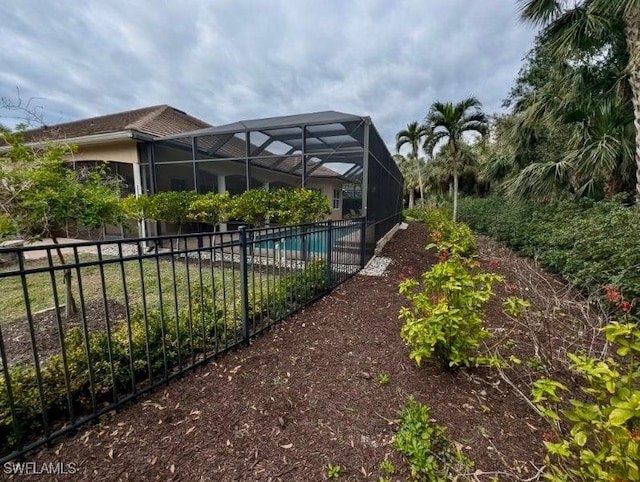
left=301, top=224, right=308, bottom=262
left=0, top=322, right=20, bottom=450
left=239, top=226, right=251, bottom=346
left=325, top=220, right=333, bottom=289
left=360, top=217, right=366, bottom=269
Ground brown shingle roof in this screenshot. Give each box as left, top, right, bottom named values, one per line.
left=20, top=105, right=211, bottom=142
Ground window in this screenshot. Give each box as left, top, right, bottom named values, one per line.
left=333, top=189, right=341, bottom=209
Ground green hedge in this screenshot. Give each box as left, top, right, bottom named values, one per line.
left=0, top=260, right=328, bottom=455
left=122, top=187, right=331, bottom=228
left=457, top=196, right=640, bottom=306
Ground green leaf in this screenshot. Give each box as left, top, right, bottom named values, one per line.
left=573, top=431, right=587, bottom=447
left=609, top=408, right=635, bottom=426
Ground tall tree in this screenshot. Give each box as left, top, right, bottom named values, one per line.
left=0, top=131, right=124, bottom=316
left=520, top=0, right=640, bottom=202
left=493, top=23, right=634, bottom=200
left=424, top=97, right=488, bottom=220
left=393, top=153, right=420, bottom=208
left=396, top=122, right=428, bottom=203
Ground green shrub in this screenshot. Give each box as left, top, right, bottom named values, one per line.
left=269, top=188, right=330, bottom=225
left=227, top=188, right=272, bottom=225
left=262, top=259, right=328, bottom=321
left=190, top=282, right=236, bottom=349
left=0, top=256, right=331, bottom=456
left=457, top=196, right=640, bottom=311
left=0, top=214, right=16, bottom=238
left=403, top=208, right=426, bottom=221
left=122, top=187, right=330, bottom=229
left=532, top=321, right=640, bottom=481
left=422, top=208, right=475, bottom=258
left=0, top=364, right=41, bottom=450
left=394, top=396, right=472, bottom=480
left=399, top=256, right=503, bottom=369
left=227, top=188, right=330, bottom=226
left=187, top=191, right=230, bottom=225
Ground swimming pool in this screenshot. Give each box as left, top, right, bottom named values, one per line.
left=252, top=225, right=358, bottom=254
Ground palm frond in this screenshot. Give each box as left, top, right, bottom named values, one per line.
left=594, top=0, right=640, bottom=17
left=454, top=97, right=482, bottom=120
left=545, top=5, right=613, bottom=56
left=395, top=121, right=428, bottom=156
left=504, top=159, right=573, bottom=201
left=424, top=131, right=449, bottom=156
left=519, top=0, right=563, bottom=26
left=483, top=153, right=517, bottom=182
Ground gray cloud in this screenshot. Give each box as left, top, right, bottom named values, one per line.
left=0, top=0, right=537, bottom=149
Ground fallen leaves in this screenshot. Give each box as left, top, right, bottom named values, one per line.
left=142, top=400, right=166, bottom=411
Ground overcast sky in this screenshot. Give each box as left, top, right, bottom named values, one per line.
left=0, top=1, right=538, bottom=150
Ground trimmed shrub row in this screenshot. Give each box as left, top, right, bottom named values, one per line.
left=457, top=196, right=640, bottom=308
left=0, top=260, right=327, bottom=455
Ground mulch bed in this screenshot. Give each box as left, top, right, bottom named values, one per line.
left=13, top=223, right=602, bottom=481
left=2, top=300, right=128, bottom=365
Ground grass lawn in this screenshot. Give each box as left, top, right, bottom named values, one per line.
left=1, top=252, right=279, bottom=322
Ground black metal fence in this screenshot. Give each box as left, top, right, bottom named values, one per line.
left=0, top=218, right=364, bottom=462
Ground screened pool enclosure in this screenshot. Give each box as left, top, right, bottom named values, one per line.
left=149, top=111, right=404, bottom=260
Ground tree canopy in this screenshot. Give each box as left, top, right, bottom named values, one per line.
left=424, top=97, right=488, bottom=220
left=511, top=0, right=640, bottom=202
left=0, top=131, right=123, bottom=242
left=396, top=122, right=428, bottom=204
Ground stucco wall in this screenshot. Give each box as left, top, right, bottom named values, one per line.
left=71, top=140, right=139, bottom=164
left=308, top=179, right=343, bottom=220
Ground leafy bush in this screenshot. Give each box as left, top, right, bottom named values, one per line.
left=0, top=258, right=329, bottom=455
left=403, top=208, right=426, bottom=221
left=227, top=188, right=272, bottom=225
left=0, top=214, right=16, bottom=238
left=422, top=208, right=476, bottom=258
left=261, top=259, right=328, bottom=321
left=0, top=134, right=123, bottom=241
left=186, top=191, right=231, bottom=226
left=269, top=188, right=331, bottom=225
left=394, top=396, right=472, bottom=480
left=122, top=187, right=330, bottom=228
left=399, top=256, right=503, bottom=369
left=532, top=320, right=640, bottom=481
left=141, top=190, right=200, bottom=226
left=457, top=196, right=640, bottom=312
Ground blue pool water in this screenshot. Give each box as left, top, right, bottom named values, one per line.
left=253, top=229, right=329, bottom=254
left=253, top=225, right=358, bottom=254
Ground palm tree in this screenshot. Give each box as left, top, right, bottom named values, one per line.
left=502, top=97, right=635, bottom=201
left=396, top=122, right=428, bottom=203
left=520, top=0, right=640, bottom=201
left=393, top=153, right=421, bottom=208
left=424, top=97, right=488, bottom=221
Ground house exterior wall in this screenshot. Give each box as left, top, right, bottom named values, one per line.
left=308, top=178, right=343, bottom=220
left=71, top=140, right=139, bottom=164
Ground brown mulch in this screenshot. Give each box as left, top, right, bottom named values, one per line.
left=14, top=223, right=602, bottom=481
left=2, top=301, right=128, bottom=365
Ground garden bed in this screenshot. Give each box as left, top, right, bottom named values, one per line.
left=14, top=223, right=603, bottom=480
